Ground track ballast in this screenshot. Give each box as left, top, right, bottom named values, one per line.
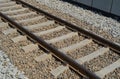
left=0, top=0, right=120, bottom=79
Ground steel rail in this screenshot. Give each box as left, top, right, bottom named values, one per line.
left=0, top=12, right=100, bottom=79
left=13, top=0, right=120, bottom=54
left=0, top=0, right=120, bottom=78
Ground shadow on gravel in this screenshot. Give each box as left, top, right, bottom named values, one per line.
left=61, top=0, right=120, bottom=22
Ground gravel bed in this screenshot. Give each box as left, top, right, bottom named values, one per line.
left=5, top=9, right=31, bottom=16
left=0, top=26, right=28, bottom=79
left=40, top=28, right=70, bottom=40
left=104, top=68, right=120, bottom=79
left=84, top=51, right=120, bottom=72
left=6, top=32, right=20, bottom=39
left=67, top=42, right=100, bottom=59
left=3, top=40, right=33, bottom=53
left=36, top=0, right=120, bottom=41
left=0, top=27, right=20, bottom=39
left=0, top=23, right=10, bottom=31
left=32, top=57, right=63, bottom=79
left=58, top=69, right=82, bottom=79
left=0, top=20, right=83, bottom=78
left=0, top=33, right=33, bottom=53
left=10, top=13, right=38, bottom=21
left=0, top=50, right=28, bottom=79
left=0, top=4, right=15, bottom=10
left=19, top=17, right=47, bottom=26
left=2, top=6, right=48, bottom=26
left=0, top=5, right=23, bottom=12
left=30, top=24, right=57, bottom=33
left=1, top=0, right=120, bottom=79
left=0, top=18, right=2, bottom=22
left=52, top=35, right=84, bottom=49
left=0, top=28, right=62, bottom=79
left=0, top=0, right=10, bottom=3
left=22, top=0, right=120, bottom=44
left=0, top=37, right=66, bottom=79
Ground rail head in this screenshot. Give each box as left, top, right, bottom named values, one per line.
left=13, top=0, right=120, bottom=54
left=1, top=0, right=120, bottom=78
left=0, top=11, right=100, bottom=79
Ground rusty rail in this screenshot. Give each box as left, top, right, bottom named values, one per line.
left=0, top=0, right=120, bottom=78
left=13, top=0, right=120, bottom=54
left=0, top=12, right=100, bottom=79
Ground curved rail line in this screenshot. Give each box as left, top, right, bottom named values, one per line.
left=0, top=0, right=120, bottom=79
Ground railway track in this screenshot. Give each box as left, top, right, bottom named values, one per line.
left=0, top=0, right=120, bottom=79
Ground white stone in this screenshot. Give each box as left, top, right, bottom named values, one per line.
left=0, top=50, right=28, bottom=79
left=36, top=0, right=120, bottom=42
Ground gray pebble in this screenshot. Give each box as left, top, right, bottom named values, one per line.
left=36, top=0, right=120, bottom=40
left=0, top=50, right=27, bottom=79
